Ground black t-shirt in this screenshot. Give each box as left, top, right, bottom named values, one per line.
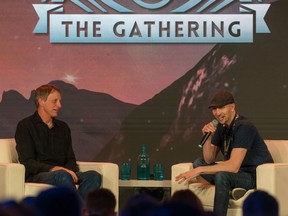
left=211, top=116, right=274, bottom=174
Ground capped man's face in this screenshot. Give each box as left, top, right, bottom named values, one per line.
left=211, top=103, right=235, bottom=126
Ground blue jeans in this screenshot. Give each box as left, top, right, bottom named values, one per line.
left=27, top=170, right=102, bottom=200
left=193, top=158, right=256, bottom=216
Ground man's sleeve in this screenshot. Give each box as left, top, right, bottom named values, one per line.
left=233, top=124, right=257, bottom=149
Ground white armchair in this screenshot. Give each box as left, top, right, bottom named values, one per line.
left=171, top=140, right=288, bottom=216
left=0, top=138, right=119, bottom=210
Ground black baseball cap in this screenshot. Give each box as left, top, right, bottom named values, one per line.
left=208, top=90, right=235, bottom=109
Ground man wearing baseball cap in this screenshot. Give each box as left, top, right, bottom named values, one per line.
left=176, top=90, right=273, bottom=216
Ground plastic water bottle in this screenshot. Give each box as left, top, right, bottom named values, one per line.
left=137, top=144, right=150, bottom=180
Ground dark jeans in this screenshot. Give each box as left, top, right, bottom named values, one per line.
left=27, top=170, right=102, bottom=200
left=193, top=158, right=256, bottom=216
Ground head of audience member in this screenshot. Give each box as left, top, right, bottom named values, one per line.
left=0, top=200, right=37, bottom=216
left=35, top=186, right=82, bottom=216
left=150, top=202, right=206, bottom=216
left=242, top=190, right=279, bottom=216
left=82, top=188, right=116, bottom=216
left=20, top=196, right=40, bottom=215
left=119, top=193, right=160, bottom=216
left=169, top=189, right=204, bottom=212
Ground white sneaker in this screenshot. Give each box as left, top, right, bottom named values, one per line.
left=231, top=188, right=247, bottom=200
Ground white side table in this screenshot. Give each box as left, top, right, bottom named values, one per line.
left=119, top=179, right=171, bottom=188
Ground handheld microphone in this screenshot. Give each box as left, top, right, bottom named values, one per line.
left=198, top=119, right=219, bottom=148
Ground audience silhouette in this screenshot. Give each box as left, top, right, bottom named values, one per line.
left=0, top=185, right=280, bottom=216
left=0, top=200, right=37, bottom=216
left=82, top=188, right=116, bottom=216
left=242, top=190, right=279, bottom=216
left=150, top=202, right=206, bottom=216
left=119, top=193, right=160, bottom=216
left=35, top=186, right=82, bottom=216
left=169, top=189, right=204, bottom=212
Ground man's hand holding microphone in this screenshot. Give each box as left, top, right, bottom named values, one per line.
left=199, top=119, right=218, bottom=148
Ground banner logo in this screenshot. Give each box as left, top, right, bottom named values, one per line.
left=33, top=0, right=270, bottom=43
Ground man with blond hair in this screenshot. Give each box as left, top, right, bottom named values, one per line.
left=15, top=84, right=101, bottom=199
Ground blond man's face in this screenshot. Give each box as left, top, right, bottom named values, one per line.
left=38, top=90, right=62, bottom=118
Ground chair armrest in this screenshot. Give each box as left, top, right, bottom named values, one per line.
left=77, top=161, right=119, bottom=192
left=171, top=163, right=193, bottom=195
left=77, top=162, right=119, bottom=210
left=256, top=163, right=288, bottom=216
left=0, top=163, right=25, bottom=201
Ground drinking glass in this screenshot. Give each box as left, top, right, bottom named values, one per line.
left=153, top=163, right=164, bottom=180
left=120, top=162, right=132, bottom=180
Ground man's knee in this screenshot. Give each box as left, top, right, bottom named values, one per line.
left=85, top=170, right=102, bottom=187
left=193, top=158, right=207, bottom=168
left=214, top=172, right=231, bottom=186
left=54, top=170, right=75, bottom=185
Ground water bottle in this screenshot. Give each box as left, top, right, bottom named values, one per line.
left=137, top=144, right=150, bottom=180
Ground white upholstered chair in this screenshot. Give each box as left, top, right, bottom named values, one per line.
left=171, top=140, right=288, bottom=216
left=0, top=138, right=119, bottom=210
